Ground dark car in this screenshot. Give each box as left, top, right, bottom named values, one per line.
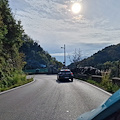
left=57, top=69, right=73, bottom=82
left=77, top=89, right=120, bottom=120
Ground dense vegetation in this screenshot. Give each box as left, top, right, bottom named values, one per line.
left=74, top=44, right=120, bottom=77
left=79, top=44, right=120, bottom=67
left=0, top=0, right=26, bottom=90
left=0, top=0, right=62, bottom=91
left=20, top=34, right=63, bottom=70
left=69, top=44, right=120, bottom=93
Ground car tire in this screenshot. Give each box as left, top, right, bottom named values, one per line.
left=57, top=77, right=60, bottom=81
left=71, top=78, right=73, bottom=82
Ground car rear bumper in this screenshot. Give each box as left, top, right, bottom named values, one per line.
left=58, top=76, right=73, bottom=80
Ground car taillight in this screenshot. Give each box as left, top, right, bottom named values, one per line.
left=71, top=72, right=73, bottom=75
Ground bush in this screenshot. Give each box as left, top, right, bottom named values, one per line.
left=86, top=71, right=119, bottom=93
left=0, top=70, right=33, bottom=92
left=101, top=71, right=112, bottom=92
left=101, top=71, right=119, bottom=93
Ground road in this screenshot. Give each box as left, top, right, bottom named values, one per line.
left=0, top=75, right=111, bottom=120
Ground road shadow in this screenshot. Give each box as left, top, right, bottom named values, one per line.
left=56, top=79, right=73, bottom=84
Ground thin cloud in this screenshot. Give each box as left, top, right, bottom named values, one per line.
left=9, top=0, right=120, bottom=65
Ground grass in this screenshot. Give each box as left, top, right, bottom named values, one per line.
left=0, top=78, right=33, bottom=92
left=74, top=72, right=119, bottom=93
left=0, top=71, right=33, bottom=92
left=87, top=79, right=119, bottom=93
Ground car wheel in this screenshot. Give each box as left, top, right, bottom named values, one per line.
left=71, top=78, right=73, bottom=82
left=57, top=76, right=59, bottom=80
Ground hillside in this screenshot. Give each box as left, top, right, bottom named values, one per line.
left=0, top=0, right=24, bottom=80
left=20, top=34, right=63, bottom=70
left=79, top=43, right=120, bottom=67
left=0, top=0, right=62, bottom=87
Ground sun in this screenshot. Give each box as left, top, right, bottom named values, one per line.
left=72, top=3, right=81, bottom=14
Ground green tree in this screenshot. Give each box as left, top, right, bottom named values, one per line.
left=69, top=48, right=82, bottom=68
left=0, top=0, right=24, bottom=82
left=20, top=34, right=63, bottom=70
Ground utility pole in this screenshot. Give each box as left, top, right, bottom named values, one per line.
left=61, top=44, right=66, bottom=67
left=118, top=60, right=120, bottom=77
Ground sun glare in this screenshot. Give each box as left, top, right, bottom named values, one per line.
left=72, top=3, right=81, bottom=14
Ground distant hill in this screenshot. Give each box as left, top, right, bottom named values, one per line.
left=20, top=34, right=63, bottom=70
left=79, top=43, right=120, bottom=67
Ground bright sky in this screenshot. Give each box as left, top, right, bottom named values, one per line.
left=9, top=0, right=120, bottom=65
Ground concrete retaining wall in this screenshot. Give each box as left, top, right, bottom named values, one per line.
left=91, top=75, right=102, bottom=83
left=112, top=77, right=120, bottom=86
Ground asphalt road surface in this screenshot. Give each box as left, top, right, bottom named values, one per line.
left=0, top=75, right=111, bottom=120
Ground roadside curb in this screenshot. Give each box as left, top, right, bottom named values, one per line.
left=75, top=79, right=112, bottom=96
left=0, top=78, right=36, bottom=95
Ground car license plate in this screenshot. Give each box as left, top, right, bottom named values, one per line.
left=65, top=77, right=69, bottom=79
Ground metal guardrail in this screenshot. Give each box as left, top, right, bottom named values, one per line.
left=112, top=77, right=120, bottom=86
left=23, top=68, right=48, bottom=74
left=75, top=74, right=120, bottom=87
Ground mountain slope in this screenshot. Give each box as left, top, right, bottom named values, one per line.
left=20, top=34, right=63, bottom=69
left=79, top=43, right=120, bottom=67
